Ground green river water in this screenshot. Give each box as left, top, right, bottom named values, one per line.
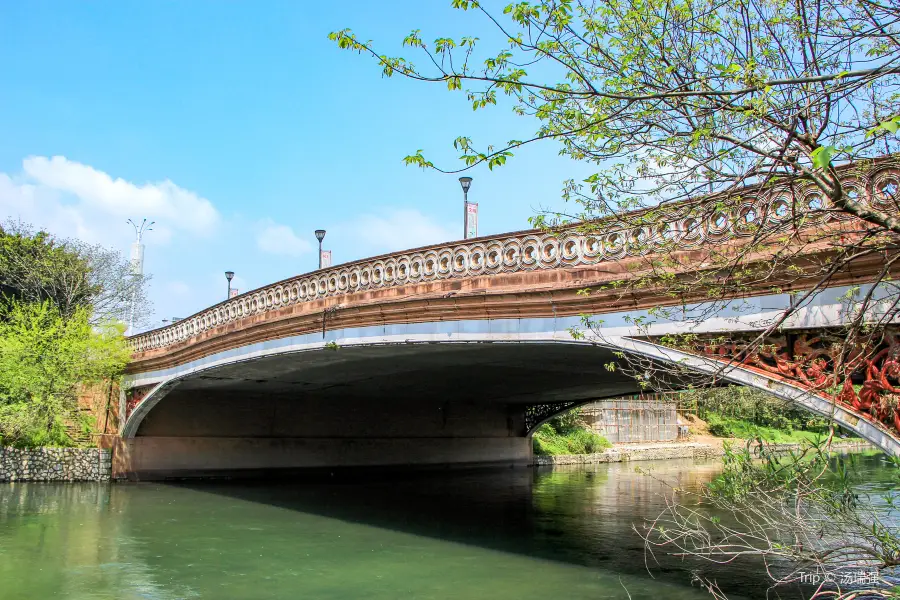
left=0, top=454, right=896, bottom=600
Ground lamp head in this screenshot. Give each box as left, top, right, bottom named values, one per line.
left=315, top=229, right=326, bottom=242
left=458, top=177, right=473, bottom=193
left=225, top=271, right=234, bottom=282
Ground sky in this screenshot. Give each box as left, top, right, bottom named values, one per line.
left=0, top=1, right=593, bottom=329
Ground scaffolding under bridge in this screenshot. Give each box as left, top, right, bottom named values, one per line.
left=580, top=393, right=682, bottom=443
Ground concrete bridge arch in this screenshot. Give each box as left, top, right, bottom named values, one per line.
left=117, top=321, right=900, bottom=480
left=118, top=161, right=900, bottom=478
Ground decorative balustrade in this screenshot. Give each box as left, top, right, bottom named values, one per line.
left=128, top=162, right=900, bottom=354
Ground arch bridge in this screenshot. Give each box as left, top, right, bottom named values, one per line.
left=119, top=163, right=900, bottom=479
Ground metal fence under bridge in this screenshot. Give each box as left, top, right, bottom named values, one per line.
left=580, top=394, right=680, bottom=443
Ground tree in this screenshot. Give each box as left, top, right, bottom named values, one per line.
left=330, top=1, right=900, bottom=595
left=329, top=0, right=900, bottom=428
left=74, top=240, right=153, bottom=327
left=0, top=221, right=152, bottom=326
left=0, top=301, right=131, bottom=447
left=640, top=441, right=900, bottom=599
left=330, top=0, right=900, bottom=218
left=0, top=221, right=95, bottom=317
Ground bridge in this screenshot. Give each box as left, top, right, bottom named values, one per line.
left=117, top=163, right=900, bottom=479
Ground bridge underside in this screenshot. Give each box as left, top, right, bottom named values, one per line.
left=121, top=343, right=642, bottom=480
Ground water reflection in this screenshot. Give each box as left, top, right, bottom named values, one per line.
left=0, top=454, right=893, bottom=600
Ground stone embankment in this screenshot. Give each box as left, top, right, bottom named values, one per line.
left=0, top=448, right=111, bottom=482
left=532, top=439, right=873, bottom=466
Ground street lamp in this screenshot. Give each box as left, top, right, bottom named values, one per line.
left=315, top=229, right=326, bottom=269
left=459, top=176, right=474, bottom=239
left=225, top=271, right=234, bottom=299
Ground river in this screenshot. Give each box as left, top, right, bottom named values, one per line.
left=0, top=453, right=895, bottom=600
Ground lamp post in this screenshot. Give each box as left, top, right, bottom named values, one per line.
left=225, top=271, right=234, bottom=299
left=315, top=229, right=326, bottom=269
left=459, top=176, right=474, bottom=239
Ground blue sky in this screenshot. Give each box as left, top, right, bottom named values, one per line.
left=0, top=1, right=591, bottom=328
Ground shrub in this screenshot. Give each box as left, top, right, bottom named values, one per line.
left=532, top=422, right=611, bottom=456
left=681, top=386, right=832, bottom=435
left=0, top=301, right=130, bottom=448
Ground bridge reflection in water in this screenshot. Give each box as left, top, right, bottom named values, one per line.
left=14, top=456, right=895, bottom=599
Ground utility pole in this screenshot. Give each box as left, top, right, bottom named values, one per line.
left=126, top=218, right=154, bottom=335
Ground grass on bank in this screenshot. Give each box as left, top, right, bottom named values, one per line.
left=681, top=386, right=855, bottom=443
left=532, top=387, right=849, bottom=457
left=532, top=411, right=612, bottom=456
left=705, top=413, right=834, bottom=444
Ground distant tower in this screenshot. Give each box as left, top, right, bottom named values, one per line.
left=130, top=238, right=145, bottom=276
left=126, top=219, right=154, bottom=334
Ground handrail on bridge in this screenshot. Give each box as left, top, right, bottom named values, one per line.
left=128, top=159, right=900, bottom=354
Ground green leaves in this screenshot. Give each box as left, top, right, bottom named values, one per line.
left=0, top=300, right=130, bottom=448
left=402, top=30, right=424, bottom=49
left=876, top=116, right=900, bottom=135
left=327, top=29, right=364, bottom=52
left=486, top=151, right=512, bottom=169
left=0, top=224, right=94, bottom=318
left=810, top=145, right=836, bottom=169
left=402, top=150, right=434, bottom=170
left=332, top=0, right=900, bottom=203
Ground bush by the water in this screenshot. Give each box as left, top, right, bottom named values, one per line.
left=0, top=301, right=129, bottom=448
left=532, top=411, right=611, bottom=455
left=683, top=386, right=836, bottom=442
left=0, top=224, right=138, bottom=448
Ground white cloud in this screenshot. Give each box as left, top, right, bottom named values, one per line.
left=256, top=220, right=312, bottom=257
left=0, top=156, right=219, bottom=244
left=342, top=209, right=456, bottom=254
left=22, top=156, right=218, bottom=234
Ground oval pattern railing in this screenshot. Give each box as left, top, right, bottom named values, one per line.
left=128, top=163, right=900, bottom=353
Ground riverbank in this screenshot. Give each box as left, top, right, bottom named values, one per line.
left=532, top=438, right=874, bottom=466
left=0, top=447, right=111, bottom=482
left=0, top=439, right=874, bottom=482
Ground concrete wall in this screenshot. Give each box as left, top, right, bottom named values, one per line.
left=118, top=390, right=529, bottom=480
left=117, top=436, right=530, bottom=480
left=137, top=392, right=519, bottom=438
left=0, top=448, right=111, bottom=482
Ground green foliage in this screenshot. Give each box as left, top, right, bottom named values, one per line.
left=0, top=301, right=130, bottom=448
left=704, top=413, right=829, bottom=444
left=682, top=386, right=831, bottom=435
left=532, top=411, right=612, bottom=455
left=0, top=224, right=94, bottom=317
left=543, top=407, right=582, bottom=434
left=0, top=221, right=152, bottom=326
left=644, top=438, right=900, bottom=595
left=330, top=0, right=900, bottom=217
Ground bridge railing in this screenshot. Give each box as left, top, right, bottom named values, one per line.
left=127, top=161, right=900, bottom=354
